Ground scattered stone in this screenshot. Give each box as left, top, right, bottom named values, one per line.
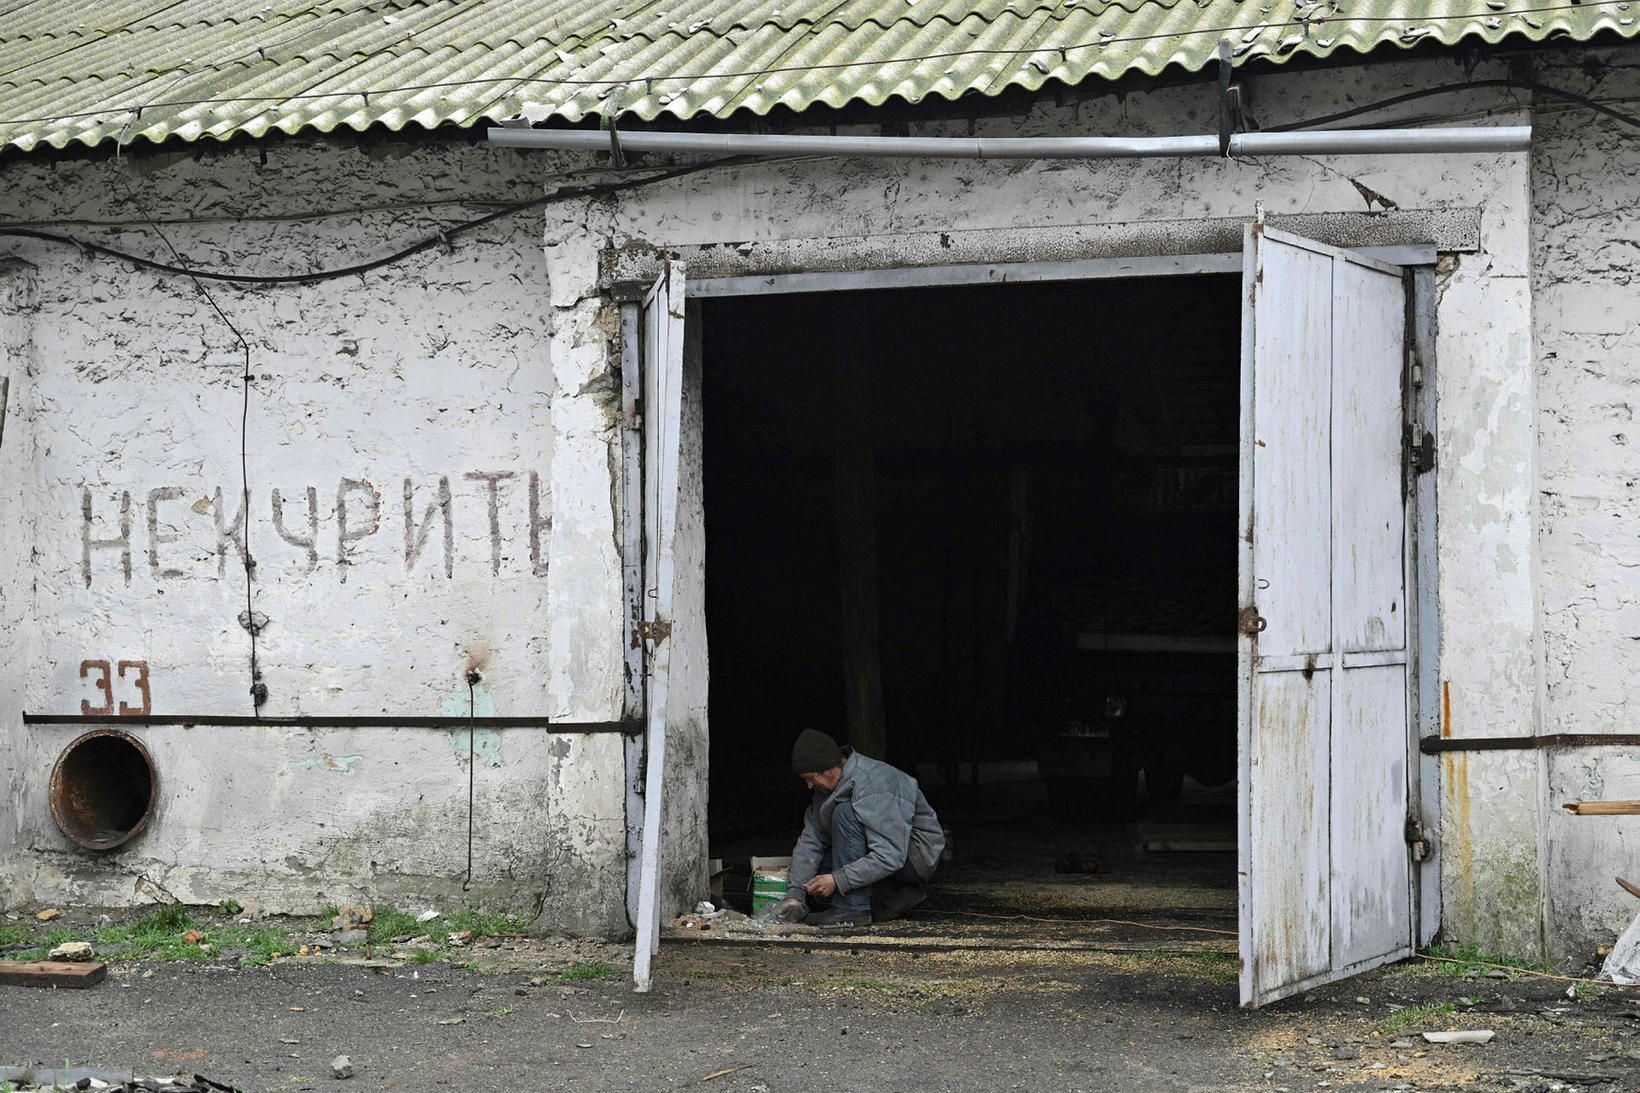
left=416, top=910, right=441, bottom=923
left=333, top=929, right=369, bottom=946
left=1332, top=1046, right=1359, bottom=1061
left=447, top=930, right=474, bottom=946
left=1486, top=969, right=1510, bottom=979
left=695, top=901, right=717, bottom=915
left=1306, top=1037, right=1322, bottom=1045
left=313, top=937, right=335, bottom=951
left=49, top=941, right=95, bottom=962
left=95, top=914, right=114, bottom=928
left=329, top=1054, right=354, bottom=1080
left=437, top=1016, right=464, bottom=1026
left=182, top=930, right=205, bottom=945
left=483, top=939, right=501, bottom=949
left=1422, top=1030, right=1495, bottom=1045
left=1355, top=996, right=1372, bottom=1005
left=1389, top=1039, right=1415, bottom=1049
left=35, top=909, right=61, bottom=922
left=575, top=1042, right=592, bottom=1049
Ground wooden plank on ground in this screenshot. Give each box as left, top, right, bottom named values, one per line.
left=0, top=960, right=107, bottom=988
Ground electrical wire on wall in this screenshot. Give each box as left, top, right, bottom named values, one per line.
left=109, top=135, right=268, bottom=715
left=463, top=669, right=481, bottom=893
left=2, top=77, right=1638, bottom=288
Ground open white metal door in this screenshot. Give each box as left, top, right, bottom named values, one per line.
left=1238, top=224, right=1415, bottom=1009
left=633, top=262, right=685, bottom=993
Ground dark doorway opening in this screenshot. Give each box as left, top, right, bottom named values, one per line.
left=700, top=274, right=1242, bottom=929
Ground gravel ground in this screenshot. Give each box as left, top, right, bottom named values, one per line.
left=4, top=928, right=1640, bottom=1093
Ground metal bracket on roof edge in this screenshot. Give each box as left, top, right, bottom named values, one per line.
left=1218, top=40, right=1234, bottom=158
left=602, top=84, right=628, bottom=169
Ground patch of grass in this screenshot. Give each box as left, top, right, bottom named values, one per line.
left=367, top=906, right=527, bottom=945
left=1412, top=942, right=1546, bottom=977
left=226, top=924, right=296, bottom=966
left=1381, top=1001, right=1456, bottom=1036
left=835, top=978, right=898, bottom=992
left=487, top=1005, right=515, bottom=1018
left=0, top=925, right=33, bottom=948
left=558, top=962, right=619, bottom=982
left=146, top=904, right=192, bottom=932
left=368, top=908, right=423, bottom=943
left=1182, top=951, right=1239, bottom=984
left=444, top=910, right=526, bottom=937
left=407, top=949, right=447, bottom=965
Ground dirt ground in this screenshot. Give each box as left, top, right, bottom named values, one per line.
left=3, top=908, right=1638, bottom=1093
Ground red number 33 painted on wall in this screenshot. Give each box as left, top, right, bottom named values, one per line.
left=80, top=659, right=152, bottom=716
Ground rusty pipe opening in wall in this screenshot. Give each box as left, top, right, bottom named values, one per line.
left=49, top=729, right=158, bottom=851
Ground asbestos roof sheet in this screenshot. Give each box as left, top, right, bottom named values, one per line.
left=0, top=0, right=1633, bottom=153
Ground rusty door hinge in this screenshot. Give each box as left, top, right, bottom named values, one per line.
left=1238, top=606, right=1268, bottom=637
left=1405, top=423, right=1435, bottom=475
left=635, top=619, right=673, bottom=645
left=1405, top=815, right=1434, bottom=862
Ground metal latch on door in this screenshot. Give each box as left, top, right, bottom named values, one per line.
left=634, top=618, right=673, bottom=646
left=1238, top=606, right=1267, bottom=636
left=1405, top=423, right=1436, bottom=475
left=1405, top=815, right=1434, bottom=862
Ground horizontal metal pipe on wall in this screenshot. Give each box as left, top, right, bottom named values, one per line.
left=23, top=713, right=639, bottom=733
left=487, top=125, right=1531, bottom=159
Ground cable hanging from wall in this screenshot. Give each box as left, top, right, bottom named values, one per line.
left=110, top=127, right=268, bottom=715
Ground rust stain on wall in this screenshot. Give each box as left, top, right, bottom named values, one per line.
left=1443, top=679, right=1473, bottom=924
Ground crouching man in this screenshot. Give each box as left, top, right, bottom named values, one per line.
left=773, top=729, right=945, bottom=928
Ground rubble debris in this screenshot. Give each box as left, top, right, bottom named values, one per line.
left=330, top=1055, right=354, bottom=1080
left=0, top=1069, right=242, bottom=1093
left=48, top=941, right=95, bottom=962
left=0, top=1066, right=134, bottom=1088
left=34, top=909, right=61, bottom=922
left=0, top=960, right=108, bottom=988
left=1422, top=1030, right=1495, bottom=1044
left=332, top=929, right=368, bottom=946
left=330, top=905, right=372, bottom=931
left=182, top=930, right=205, bottom=946
left=1601, top=901, right=1640, bottom=984
left=416, top=910, right=440, bottom=923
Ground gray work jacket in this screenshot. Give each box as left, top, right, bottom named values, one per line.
left=786, top=750, right=945, bottom=898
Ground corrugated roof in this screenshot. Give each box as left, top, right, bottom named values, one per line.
left=0, top=0, right=1633, bottom=153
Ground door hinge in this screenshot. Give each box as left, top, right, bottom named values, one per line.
left=1405, top=815, right=1434, bottom=862
left=635, top=618, right=673, bottom=645
left=1405, top=423, right=1436, bottom=475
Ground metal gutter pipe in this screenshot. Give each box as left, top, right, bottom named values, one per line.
left=487, top=125, right=1530, bottom=158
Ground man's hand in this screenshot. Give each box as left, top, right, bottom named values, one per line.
left=804, top=873, right=838, bottom=898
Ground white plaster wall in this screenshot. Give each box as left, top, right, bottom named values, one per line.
left=545, top=53, right=1545, bottom=952
left=0, top=260, right=38, bottom=870
left=1531, top=45, right=1640, bottom=964
left=0, top=140, right=629, bottom=931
